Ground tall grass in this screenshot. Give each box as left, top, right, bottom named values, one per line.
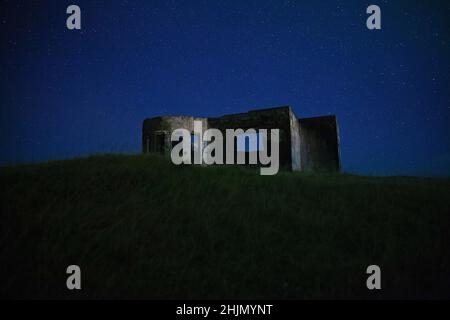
left=1, top=154, right=449, bottom=299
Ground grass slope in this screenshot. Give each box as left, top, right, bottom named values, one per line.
left=1, top=154, right=450, bottom=299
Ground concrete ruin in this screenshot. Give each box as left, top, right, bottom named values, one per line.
left=142, top=106, right=341, bottom=172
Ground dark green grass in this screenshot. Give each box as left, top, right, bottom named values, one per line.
left=1, top=154, right=449, bottom=299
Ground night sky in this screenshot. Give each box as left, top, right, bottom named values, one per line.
left=1, top=0, right=449, bottom=176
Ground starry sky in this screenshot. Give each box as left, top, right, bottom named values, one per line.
left=1, top=0, right=449, bottom=176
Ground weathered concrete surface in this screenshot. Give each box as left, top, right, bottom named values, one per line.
left=289, top=108, right=301, bottom=171
left=208, top=106, right=293, bottom=170
left=299, top=115, right=340, bottom=172
left=142, top=106, right=341, bottom=173
left=142, top=116, right=207, bottom=155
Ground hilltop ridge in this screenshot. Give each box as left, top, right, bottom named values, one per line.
left=1, top=154, right=449, bottom=299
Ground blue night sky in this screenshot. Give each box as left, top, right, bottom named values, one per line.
left=1, top=0, right=449, bottom=176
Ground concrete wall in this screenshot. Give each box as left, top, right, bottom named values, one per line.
left=142, top=106, right=341, bottom=173
left=288, top=108, right=301, bottom=171
left=208, top=106, right=293, bottom=170
left=142, top=116, right=208, bottom=155
left=298, top=115, right=340, bottom=172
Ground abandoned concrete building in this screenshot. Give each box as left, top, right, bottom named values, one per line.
left=142, top=106, right=341, bottom=172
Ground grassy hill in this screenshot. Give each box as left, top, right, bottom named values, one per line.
left=1, top=154, right=449, bottom=299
